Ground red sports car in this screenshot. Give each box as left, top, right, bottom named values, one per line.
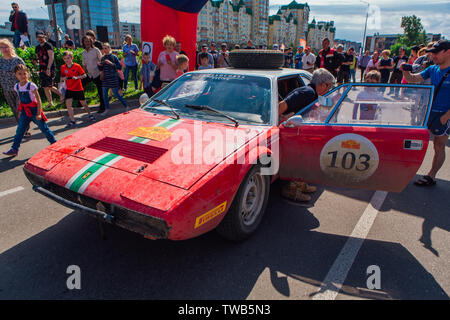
left=24, top=61, right=434, bottom=241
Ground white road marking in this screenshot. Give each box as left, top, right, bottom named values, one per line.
left=312, top=190, right=388, bottom=300
left=0, top=186, right=24, bottom=198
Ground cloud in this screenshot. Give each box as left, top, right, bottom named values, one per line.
left=1, top=0, right=447, bottom=42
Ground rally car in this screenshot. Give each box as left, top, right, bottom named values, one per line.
left=23, top=51, right=434, bottom=241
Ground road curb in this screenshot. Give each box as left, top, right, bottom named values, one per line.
left=0, top=98, right=140, bottom=126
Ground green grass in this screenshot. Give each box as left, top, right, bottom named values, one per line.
left=0, top=84, right=143, bottom=119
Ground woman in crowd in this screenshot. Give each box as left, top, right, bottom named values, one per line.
left=157, top=35, right=179, bottom=88
left=377, top=50, right=394, bottom=83
left=98, top=42, right=128, bottom=114
left=0, top=38, right=30, bottom=136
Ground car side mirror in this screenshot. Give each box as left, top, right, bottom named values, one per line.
left=284, top=115, right=304, bottom=128
left=139, top=93, right=149, bottom=106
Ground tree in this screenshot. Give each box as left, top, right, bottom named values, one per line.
left=399, top=15, right=428, bottom=47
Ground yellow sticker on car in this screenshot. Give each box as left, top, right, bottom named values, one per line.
left=128, top=118, right=183, bottom=141
left=194, top=201, right=227, bottom=229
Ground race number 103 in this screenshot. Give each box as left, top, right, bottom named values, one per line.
left=327, top=150, right=371, bottom=171
left=320, top=134, right=379, bottom=183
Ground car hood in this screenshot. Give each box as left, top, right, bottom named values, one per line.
left=47, top=109, right=264, bottom=190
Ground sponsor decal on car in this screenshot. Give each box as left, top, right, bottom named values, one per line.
left=65, top=119, right=184, bottom=194
left=128, top=118, right=183, bottom=141
left=194, top=201, right=227, bottom=229
left=319, top=133, right=380, bottom=183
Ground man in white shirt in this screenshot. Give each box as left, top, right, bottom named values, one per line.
left=302, top=46, right=316, bottom=73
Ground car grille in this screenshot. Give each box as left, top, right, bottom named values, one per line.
left=23, top=167, right=169, bottom=239
left=88, top=137, right=168, bottom=164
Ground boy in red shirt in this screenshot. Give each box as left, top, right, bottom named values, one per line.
left=61, top=51, right=95, bottom=127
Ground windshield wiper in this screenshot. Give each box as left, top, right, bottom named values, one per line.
left=185, top=104, right=239, bottom=127
left=152, top=98, right=180, bottom=119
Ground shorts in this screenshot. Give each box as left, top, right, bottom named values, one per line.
left=427, top=111, right=450, bottom=136
left=39, top=70, right=55, bottom=88
left=65, top=90, right=86, bottom=101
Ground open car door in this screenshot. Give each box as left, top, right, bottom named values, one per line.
left=279, top=84, right=434, bottom=192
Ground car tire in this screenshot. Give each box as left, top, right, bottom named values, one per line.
left=229, top=50, right=284, bottom=69
left=216, top=164, right=270, bottom=242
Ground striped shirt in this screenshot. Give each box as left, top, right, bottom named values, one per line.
left=98, top=54, right=121, bottom=88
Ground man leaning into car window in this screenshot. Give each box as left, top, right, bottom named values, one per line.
left=278, top=68, right=336, bottom=123
left=278, top=68, right=336, bottom=203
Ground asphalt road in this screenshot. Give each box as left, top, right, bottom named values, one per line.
left=0, top=105, right=449, bottom=300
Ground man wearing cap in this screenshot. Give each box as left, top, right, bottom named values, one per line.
left=210, top=43, right=219, bottom=68
left=35, top=31, right=62, bottom=107
left=196, top=44, right=214, bottom=69
left=294, top=46, right=304, bottom=69
left=401, top=40, right=450, bottom=187
left=302, top=47, right=316, bottom=73
left=217, top=43, right=230, bottom=68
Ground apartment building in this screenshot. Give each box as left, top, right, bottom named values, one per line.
left=197, top=0, right=264, bottom=46
left=307, top=19, right=336, bottom=52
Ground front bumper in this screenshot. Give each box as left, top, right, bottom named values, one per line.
left=24, top=167, right=170, bottom=239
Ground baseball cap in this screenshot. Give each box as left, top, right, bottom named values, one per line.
left=36, top=30, right=45, bottom=37
left=426, top=40, right=450, bottom=53
left=201, top=43, right=208, bottom=48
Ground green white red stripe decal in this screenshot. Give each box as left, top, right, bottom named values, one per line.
left=65, top=118, right=182, bottom=194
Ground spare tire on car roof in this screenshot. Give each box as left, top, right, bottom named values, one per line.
left=229, top=49, right=284, bottom=69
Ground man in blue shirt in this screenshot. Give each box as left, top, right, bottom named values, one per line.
left=122, top=34, right=140, bottom=91
left=294, top=46, right=304, bottom=69
left=401, top=39, right=450, bottom=186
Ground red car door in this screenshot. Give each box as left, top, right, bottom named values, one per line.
left=278, top=84, right=434, bottom=192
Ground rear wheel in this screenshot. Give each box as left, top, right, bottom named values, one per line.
left=217, top=164, right=270, bottom=242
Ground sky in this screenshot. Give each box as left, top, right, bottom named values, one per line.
left=1, top=0, right=448, bottom=42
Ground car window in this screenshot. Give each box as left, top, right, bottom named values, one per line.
left=298, top=86, right=347, bottom=123
left=328, top=85, right=432, bottom=126
left=143, top=73, right=272, bottom=125
left=278, top=76, right=304, bottom=101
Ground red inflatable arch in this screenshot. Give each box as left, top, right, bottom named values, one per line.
left=141, top=0, right=208, bottom=71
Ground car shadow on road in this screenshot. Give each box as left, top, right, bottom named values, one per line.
left=0, top=181, right=447, bottom=300
left=325, top=177, right=450, bottom=258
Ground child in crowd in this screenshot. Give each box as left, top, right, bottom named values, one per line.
left=198, top=53, right=213, bottom=70
left=61, top=51, right=95, bottom=127
left=157, top=35, right=179, bottom=87
left=98, top=42, right=128, bottom=115
left=3, top=64, right=56, bottom=157
left=175, top=54, right=189, bottom=78
left=140, top=52, right=156, bottom=97
left=353, top=70, right=382, bottom=121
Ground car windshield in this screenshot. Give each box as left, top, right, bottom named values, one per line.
left=141, top=73, right=272, bottom=125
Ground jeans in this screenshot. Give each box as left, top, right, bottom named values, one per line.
left=12, top=108, right=56, bottom=150
left=350, top=69, right=356, bottom=83
left=124, top=65, right=138, bottom=91
left=102, top=87, right=128, bottom=110
left=83, top=75, right=105, bottom=111
left=13, top=30, right=30, bottom=48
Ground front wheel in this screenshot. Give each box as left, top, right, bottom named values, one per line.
left=217, top=165, right=270, bottom=242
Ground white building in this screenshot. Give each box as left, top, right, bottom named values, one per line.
left=307, top=19, right=336, bottom=52
left=120, top=22, right=141, bottom=44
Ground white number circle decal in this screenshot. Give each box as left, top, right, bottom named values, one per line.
left=319, top=133, right=379, bottom=183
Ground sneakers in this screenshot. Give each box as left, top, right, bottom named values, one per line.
left=102, top=110, right=109, bottom=116
left=3, top=148, right=18, bottom=157
left=89, top=114, right=96, bottom=121
left=65, top=120, right=76, bottom=128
